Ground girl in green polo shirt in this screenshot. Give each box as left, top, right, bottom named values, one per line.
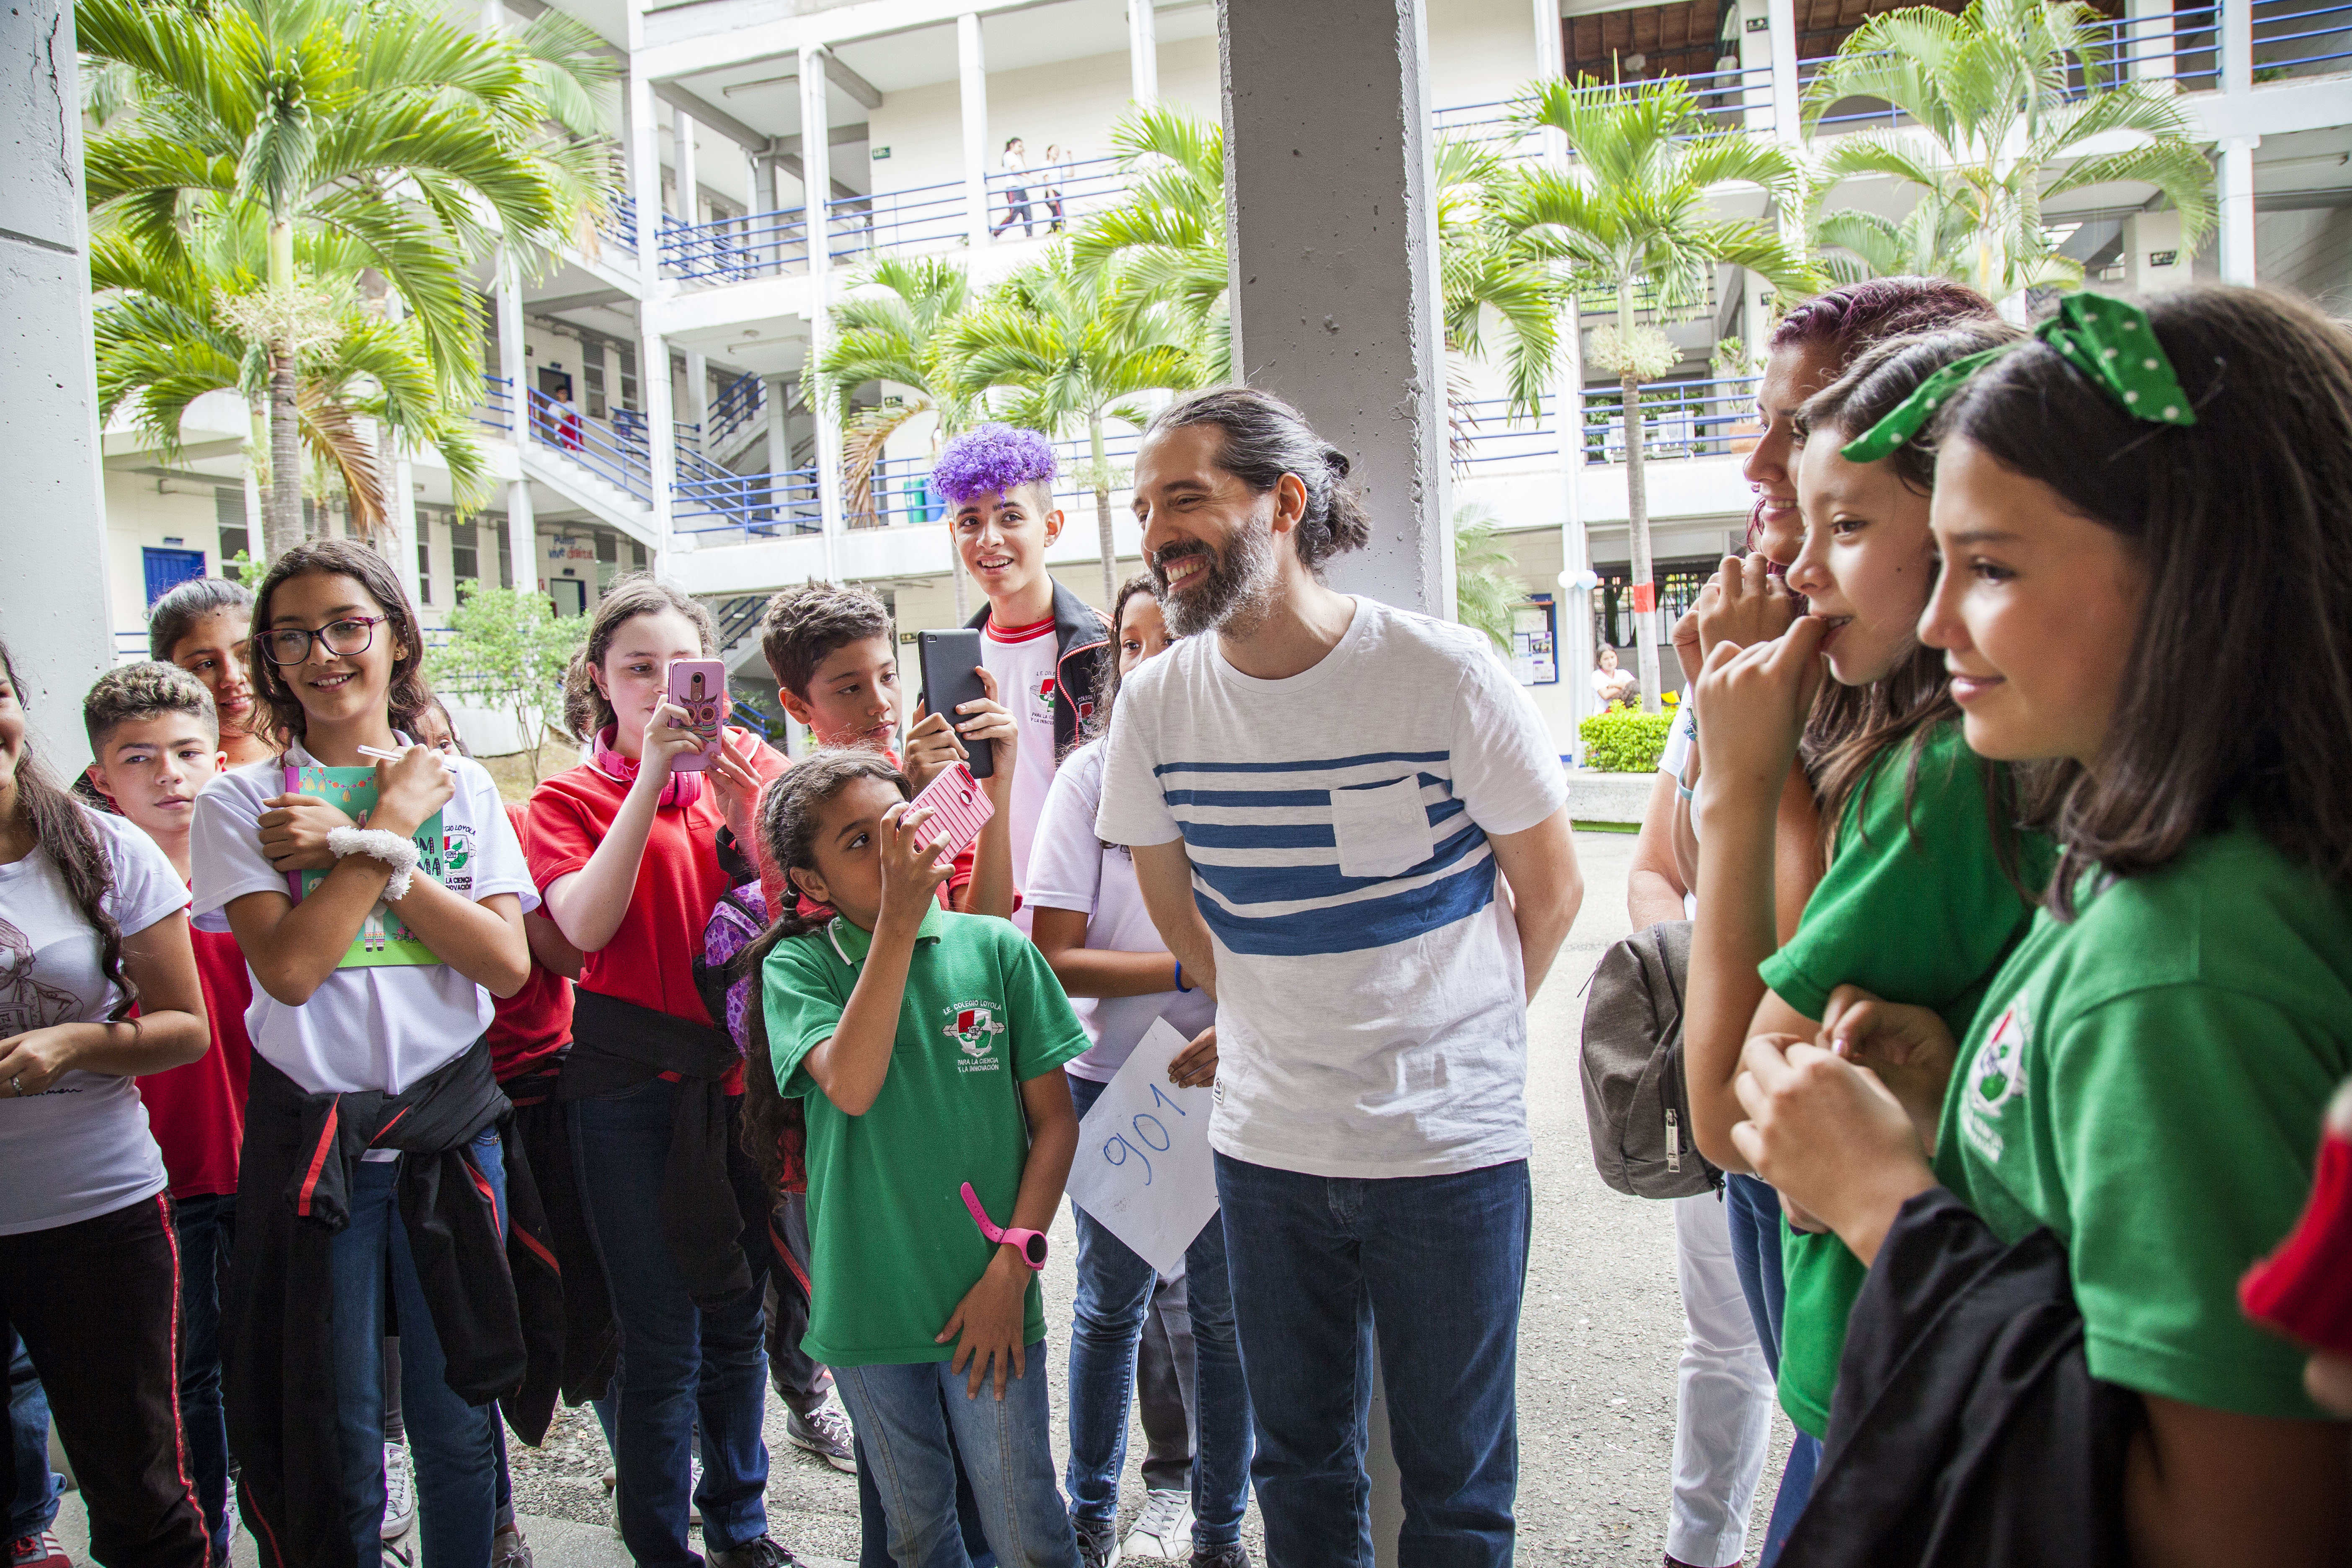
left=1684, top=322, right=2053, bottom=1455
left=1727, top=286, right=2352, bottom=1561
left=745, top=748, right=1091, bottom=1568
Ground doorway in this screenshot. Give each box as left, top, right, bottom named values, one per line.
left=550, top=578, right=588, bottom=618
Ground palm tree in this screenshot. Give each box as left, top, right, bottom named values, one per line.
left=950, top=248, right=1207, bottom=605
left=1802, top=0, right=2213, bottom=301
left=93, top=218, right=490, bottom=540
left=79, top=0, right=615, bottom=557
left=1072, top=107, right=1231, bottom=379
left=1501, top=76, right=1815, bottom=712
left=1452, top=503, right=1528, bottom=655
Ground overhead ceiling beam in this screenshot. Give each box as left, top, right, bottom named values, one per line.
left=654, top=81, right=771, bottom=155
left=823, top=54, right=883, bottom=110
left=104, top=438, right=247, bottom=470
left=524, top=287, right=635, bottom=315
left=775, top=121, right=869, bottom=156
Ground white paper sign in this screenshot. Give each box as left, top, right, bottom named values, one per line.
left=1064, top=1017, right=1220, bottom=1275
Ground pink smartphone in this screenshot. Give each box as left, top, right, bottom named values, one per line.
left=905, top=762, right=993, bottom=866
left=664, top=658, right=727, bottom=771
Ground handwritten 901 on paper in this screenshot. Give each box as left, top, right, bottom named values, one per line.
left=1063, top=1018, right=1221, bottom=1275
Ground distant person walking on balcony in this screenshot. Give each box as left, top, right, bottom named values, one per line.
left=993, top=138, right=1034, bottom=239
left=1098, top=387, right=1584, bottom=1568
left=553, top=386, right=583, bottom=453
left=1039, top=144, right=1069, bottom=233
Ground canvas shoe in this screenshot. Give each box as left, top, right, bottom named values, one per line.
left=785, top=1403, right=857, bottom=1473
left=381, top=1440, right=416, bottom=1540
left=1121, top=1490, right=1192, bottom=1562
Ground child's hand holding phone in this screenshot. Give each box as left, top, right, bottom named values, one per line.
left=906, top=667, right=1016, bottom=791
left=877, top=798, right=958, bottom=925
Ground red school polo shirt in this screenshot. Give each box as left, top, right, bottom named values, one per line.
left=137, top=916, right=256, bottom=1200
left=526, top=730, right=788, bottom=1090
left=488, top=802, right=574, bottom=1086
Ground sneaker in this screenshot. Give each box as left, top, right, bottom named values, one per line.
left=785, top=1402, right=857, bottom=1473
left=381, top=1439, right=416, bottom=1540
left=1188, top=1548, right=1250, bottom=1568
left=1121, top=1490, right=1191, bottom=1562
left=8, top=1532, right=72, bottom=1568
left=689, top=1451, right=704, bottom=1528
left=491, top=1523, right=534, bottom=1568
left=1074, top=1515, right=1121, bottom=1568
left=704, top=1537, right=805, bottom=1568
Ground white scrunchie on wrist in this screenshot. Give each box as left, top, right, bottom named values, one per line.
left=327, top=825, right=422, bottom=900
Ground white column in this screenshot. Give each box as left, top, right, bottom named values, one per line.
left=1532, top=0, right=1569, bottom=158
left=2, top=0, right=115, bottom=766
left=628, top=71, right=663, bottom=290
left=763, top=374, right=792, bottom=477
left=683, top=348, right=709, bottom=438
left=382, top=426, right=423, bottom=613
left=1767, top=0, right=1800, bottom=145
left=805, top=43, right=845, bottom=581
left=1129, top=0, right=1158, bottom=103
left=2218, top=135, right=2260, bottom=282
left=959, top=13, right=990, bottom=251
left=644, top=327, right=679, bottom=572
left=676, top=108, right=699, bottom=228
left=497, top=252, right=529, bottom=442
left=506, top=482, right=538, bottom=598
left=2220, top=0, right=2254, bottom=95
left=243, top=437, right=265, bottom=551
left=2126, top=0, right=2175, bottom=87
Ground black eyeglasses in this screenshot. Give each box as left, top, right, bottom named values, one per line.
left=260, top=615, right=389, bottom=667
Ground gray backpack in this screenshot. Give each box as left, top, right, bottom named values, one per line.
left=1579, top=919, right=1720, bottom=1199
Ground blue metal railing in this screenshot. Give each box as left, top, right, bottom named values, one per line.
left=857, top=454, right=949, bottom=528
left=672, top=446, right=823, bottom=537
left=706, top=373, right=766, bottom=453
left=1436, top=61, right=1775, bottom=157
left=2253, top=0, right=2352, bottom=79
left=983, top=154, right=1130, bottom=239
left=605, top=194, right=638, bottom=254
left=525, top=386, right=651, bottom=504
left=476, top=374, right=515, bottom=433
left=826, top=178, right=969, bottom=260
left=1452, top=376, right=1763, bottom=467
left=660, top=206, right=810, bottom=283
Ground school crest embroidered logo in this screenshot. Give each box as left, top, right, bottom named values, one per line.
left=945, top=1003, right=1007, bottom=1070
left=1961, top=998, right=2030, bottom=1161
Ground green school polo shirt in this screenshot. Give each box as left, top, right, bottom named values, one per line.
left=1934, top=822, right=2352, bottom=1421
left=1756, top=722, right=2051, bottom=1439
left=763, top=905, right=1090, bottom=1367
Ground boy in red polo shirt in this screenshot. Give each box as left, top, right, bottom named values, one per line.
left=81, top=663, right=251, bottom=1567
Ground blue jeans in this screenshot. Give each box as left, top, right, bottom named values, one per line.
left=1065, top=1076, right=1251, bottom=1551
left=328, top=1130, right=507, bottom=1568
left=833, top=1354, right=1076, bottom=1568
left=6, top=1331, right=58, bottom=1540
left=172, top=1192, right=236, bottom=1564
left=1723, top=1174, right=1819, bottom=1567
left=571, top=1079, right=770, bottom=1566
left=1215, top=1153, right=1529, bottom=1568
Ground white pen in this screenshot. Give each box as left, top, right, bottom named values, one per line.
left=356, top=743, right=460, bottom=774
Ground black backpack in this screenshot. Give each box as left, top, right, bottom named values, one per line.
left=1578, top=919, right=1720, bottom=1199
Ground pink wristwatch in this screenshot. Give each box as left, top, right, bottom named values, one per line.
left=961, top=1182, right=1050, bottom=1270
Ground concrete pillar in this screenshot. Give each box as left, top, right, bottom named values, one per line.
left=1767, top=0, right=1800, bottom=144
left=2220, top=0, right=2254, bottom=95
left=497, top=253, right=529, bottom=441
left=643, top=324, right=679, bottom=572
left=684, top=348, right=709, bottom=442
left=1129, top=0, right=1158, bottom=103
left=763, top=374, right=792, bottom=477
left=2122, top=208, right=2190, bottom=294
left=676, top=108, right=699, bottom=229
left=804, top=46, right=846, bottom=582
left=2218, top=136, right=2260, bottom=282
left=959, top=14, right=990, bottom=251
left=1223, top=0, right=1449, bottom=620
left=628, top=70, right=663, bottom=289
left=1532, top=0, right=1569, bottom=160
left=506, top=480, right=538, bottom=600
left=2, top=0, right=115, bottom=768
left=2126, top=0, right=2175, bottom=87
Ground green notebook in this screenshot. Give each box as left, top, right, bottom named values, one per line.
left=282, top=763, right=449, bottom=968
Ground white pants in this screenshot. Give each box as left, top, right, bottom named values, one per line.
left=1667, top=1189, right=1776, bottom=1567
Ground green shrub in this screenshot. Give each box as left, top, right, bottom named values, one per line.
left=1580, top=706, right=1673, bottom=772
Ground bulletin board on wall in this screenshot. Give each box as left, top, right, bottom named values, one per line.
left=1512, top=595, right=1558, bottom=686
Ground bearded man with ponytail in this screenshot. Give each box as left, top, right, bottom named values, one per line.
left=1096, top=388, right=1586, bottom=1567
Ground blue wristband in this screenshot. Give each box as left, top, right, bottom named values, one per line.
left=1174, top=961, right=1191, bottom=993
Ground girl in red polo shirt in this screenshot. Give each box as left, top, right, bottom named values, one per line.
left=526, top=577, right=796, bottom=1568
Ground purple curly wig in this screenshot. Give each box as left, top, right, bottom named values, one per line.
left=932, top=423, right=1058, bottom=506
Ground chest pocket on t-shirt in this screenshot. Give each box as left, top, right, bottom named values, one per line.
left=1329, top=776, right=1435, bottom=880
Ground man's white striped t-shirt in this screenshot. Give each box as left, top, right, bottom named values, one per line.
left=1095, top=596, right=1568, bottom=1179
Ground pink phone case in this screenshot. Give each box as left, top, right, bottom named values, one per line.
left=907, top=763, right=994, bottom=865
left=665, top=659, right=727, bottom=771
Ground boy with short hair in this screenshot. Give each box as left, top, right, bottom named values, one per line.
left=80, top=662, right=251, bottom=1567
left=930, top=425, right=1110, bottom=933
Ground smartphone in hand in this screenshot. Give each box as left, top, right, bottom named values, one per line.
left=905, top=762, right=994, bottom=867
left=664, top=658, right=727, bottom=771
left=916, top=629, right=993, bottom=780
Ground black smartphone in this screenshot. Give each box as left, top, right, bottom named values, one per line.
left=916, top=628, right=994, bottom=779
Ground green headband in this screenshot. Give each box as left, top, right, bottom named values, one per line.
left=1839, top=290, right=2195, bottom=465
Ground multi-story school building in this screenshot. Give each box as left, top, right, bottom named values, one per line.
left=90, top=0, right=2352, bottom=757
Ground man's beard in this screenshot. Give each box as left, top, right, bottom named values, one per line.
left=1153, top=515, right=1279, bottom=638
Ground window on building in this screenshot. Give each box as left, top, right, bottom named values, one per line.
left=452, top=520, right=480, bottom=585
left=596, top=531, right=618, bottom=565
left=618, top=344, right=638, bottom=411
left=418, top=538, right=432, bottom=604
left=497, top=520, right=514, bottom=588
left=584, top=352, right=607, bottom=420
left=630, top=540, right=646, bottom=567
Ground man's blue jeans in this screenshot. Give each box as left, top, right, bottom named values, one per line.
left=172, top=1191, right=236, bottom=1564
left=1724, top=1173, right=1819, bottom=1568
left=833, top=1354, right=1076, bottom=1568
left=1215, top=1153, right=1529, bottom=1568
left=1065, top=1075, right=1250, bottom=1552
left=571, top=1079, right=771, bottom=1567
left=328, top=1130, right=506, bottom=1568
left=6, top=1331, right=58, bottom=1541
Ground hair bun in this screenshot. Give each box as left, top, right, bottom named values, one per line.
left=1324, top=447, right=1351, bottom=480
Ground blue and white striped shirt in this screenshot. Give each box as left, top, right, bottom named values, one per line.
left=1098, top=598, right=1568, bottom=1178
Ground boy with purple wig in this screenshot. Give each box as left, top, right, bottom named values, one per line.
left=931, top=423, right=1109, bottom=934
